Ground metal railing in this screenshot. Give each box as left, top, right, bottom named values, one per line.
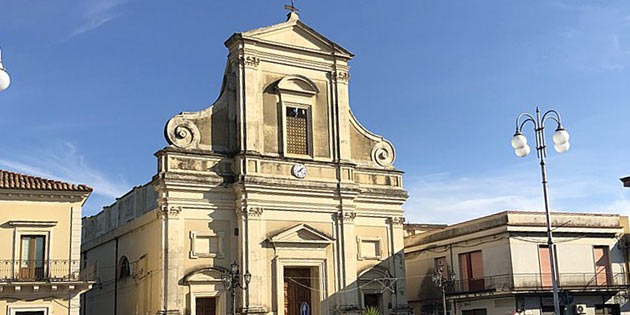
left=0, top=260, right=95, bottom=282
left=447, top=272, right=629, bottom=295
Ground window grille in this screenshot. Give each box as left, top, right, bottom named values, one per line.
left=286, top=107, right=308, bottom=155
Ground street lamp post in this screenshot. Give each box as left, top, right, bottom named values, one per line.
left=221, top=261, right=252, bottom=315
left=432, top=266, right=456, bottom=315
left=511, top=107, right=571, bottom=315
left=0, top=47, right=10, bottom=92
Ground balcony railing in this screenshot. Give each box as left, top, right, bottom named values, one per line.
left=447, top=273, right=630, bottom=295
left=0, top=260, right=95, bottom=282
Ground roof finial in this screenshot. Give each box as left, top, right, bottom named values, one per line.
left=284, top=0, right=299, bottom=20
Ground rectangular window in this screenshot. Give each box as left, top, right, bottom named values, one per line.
left=459, top=250, right=484, bottom=292
left=19, top=235, right=46, bottom=280
left=462, top=309, right=487, bottom=315
left=593, top=246, right=611, bottom=286
left=286, top=107, right=309, bottom=155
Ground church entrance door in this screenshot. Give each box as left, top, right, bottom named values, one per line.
left=284, top=267, right=311, bottom=315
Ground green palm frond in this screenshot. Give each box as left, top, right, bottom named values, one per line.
left=364, top=306, right=381, bottom=315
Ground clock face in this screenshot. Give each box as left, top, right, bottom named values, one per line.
left=292, top=163, right=307, bottom=178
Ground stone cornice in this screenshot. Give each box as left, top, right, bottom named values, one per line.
left=0, top=189, right=90, bottom=203
left=8, top=220, right=57, bottom=227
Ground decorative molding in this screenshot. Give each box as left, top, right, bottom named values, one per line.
left=268, top=223, right=335, bottom=245
left=388, top=216, right=405, bottom=226
left=372, top=141, right=395, bottom=167
left=8, top=220, right=57, bottom=227
left=237, top=207, right=264, bottom=218
left=165, top=117, right=201, bottom=149
left=189, top=231, right=225, bottom=259
left=335, top=211, right=356, bottom=222
left=357, top=236, right=383, bottom=261
left=159, top=205, right=182, bottom=218
left=239, top=55, right=261, bottom=68
left=333, top=71, right=350, bottom=82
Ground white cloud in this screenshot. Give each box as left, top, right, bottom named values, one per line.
left=70, top=0, right=128, bottom=37
left=0, top=142, right=130, bottom=199
left=404, top=165, right=630, bottom=225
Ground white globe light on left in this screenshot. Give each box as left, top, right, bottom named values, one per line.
left=511, top=134, right=527, bottom=149
left=0, top=69, right=10, bottom=92
left=0, top=48, right=9, bottom=92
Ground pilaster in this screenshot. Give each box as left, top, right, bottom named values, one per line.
left=237, top=205, right=267, bottom=314
left=158, top=203, right=184, bottom=315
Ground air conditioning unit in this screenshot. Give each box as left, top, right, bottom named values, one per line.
left=574, top=304, right=587, bottom=314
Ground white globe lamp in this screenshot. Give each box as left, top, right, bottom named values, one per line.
left=511, top=133, right=527, bottom=149
left=0, top=48, right=10, bottom=92
left=515, top=144, right=531, bottom=157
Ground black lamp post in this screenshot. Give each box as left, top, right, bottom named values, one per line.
left=222, top=261, right=252, bottom=315
left=432, top=266, right=456, bottom=315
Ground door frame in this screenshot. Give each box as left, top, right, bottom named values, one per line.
left=11, top=227, right=53, bottom=280
left=275, top=258, right=327, bottom=315
left=7, top=305, right=50, bottom=315
left=190, top=290, right=223, bottom=315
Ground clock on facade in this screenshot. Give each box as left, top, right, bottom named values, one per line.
left=291, top=163, right=307, bottom=178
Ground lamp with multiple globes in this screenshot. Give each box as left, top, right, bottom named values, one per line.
left=222, top=261, right=252, bottom=315
left=0, top=48, right=10, bottom=92
left=511, top=107, right=570, bottom=315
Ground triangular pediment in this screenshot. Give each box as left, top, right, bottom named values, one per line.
left=240, top=15, right=353, bottom=57
left=269, top=224, right=335, bottom=244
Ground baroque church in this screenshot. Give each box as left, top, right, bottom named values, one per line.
left=82, top=10, right=411, bottom=315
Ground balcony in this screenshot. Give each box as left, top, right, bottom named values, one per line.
left=447, top=273, right=630, bottom=296
left=0, top=260, right=95, bottom=283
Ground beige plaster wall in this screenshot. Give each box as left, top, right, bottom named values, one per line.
left=1, top=297, right=71, bottom=314
left=82, top=209, right=163, bottom=315
left=0, top=197, right=84, bottom=261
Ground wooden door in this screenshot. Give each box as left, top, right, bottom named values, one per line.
left=284, top=267, right=311, bottom=315
left=196, top=297, right=216, bottom=315
left=19, top=235, right=45, bottom=280
left=594, top=246, right=611, bottom=286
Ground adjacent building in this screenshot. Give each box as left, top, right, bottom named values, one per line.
left=0, top=170, right=94, bottom=315
left=81, top=11, right=411, bottom=315
left=405, top=211, right=630, bottom=315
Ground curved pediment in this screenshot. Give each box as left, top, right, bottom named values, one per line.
left=183, top=266, right=229, bottom=283
left=276, top=75, right=319, bottom=95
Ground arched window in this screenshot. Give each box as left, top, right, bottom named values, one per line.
left=118, top=256, right=130, bottom=279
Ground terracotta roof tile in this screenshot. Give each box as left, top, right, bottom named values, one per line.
left=0, top=169, right=93, bottom=192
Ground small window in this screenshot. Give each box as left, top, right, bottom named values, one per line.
left=118, top=256, right=130, bottom=279
left=286, top=107, right=309, bottom=155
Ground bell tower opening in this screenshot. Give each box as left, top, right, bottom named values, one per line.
left=285, top=107, right=309, bottom=155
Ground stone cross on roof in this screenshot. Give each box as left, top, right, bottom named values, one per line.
left=284, top=0, right=299, bottom=14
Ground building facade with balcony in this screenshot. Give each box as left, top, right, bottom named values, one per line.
left=404, top=211, right=630, bottom=315
left=0, top=170, right=94, bottom=315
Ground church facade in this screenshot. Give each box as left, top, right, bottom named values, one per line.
left=82, top=12, right=410, bottom=315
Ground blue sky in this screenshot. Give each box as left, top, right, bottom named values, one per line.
left=1, top=1, right=629, bottom=223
